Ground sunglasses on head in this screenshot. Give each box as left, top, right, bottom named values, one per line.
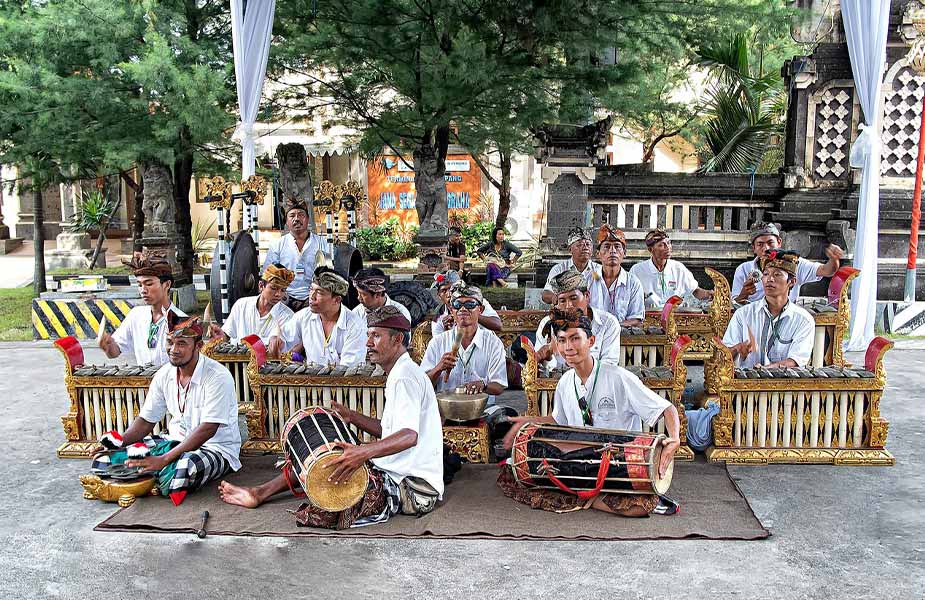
left=451, top=299, right=480, bottom=310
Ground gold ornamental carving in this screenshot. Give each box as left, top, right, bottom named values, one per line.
left=443, top=425, right=490, bottom=463
left=205, top=176, right=234, bottom=210
left=80, top=474, right=158, bottom=507
left=241, top=174, right=268, bottom=206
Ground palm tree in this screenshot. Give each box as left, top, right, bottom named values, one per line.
left=696, top=32, right=787, bottom=173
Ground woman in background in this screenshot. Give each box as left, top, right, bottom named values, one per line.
left=477, top=227, right=522, bottom=287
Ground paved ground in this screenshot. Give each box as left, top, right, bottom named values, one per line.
left=0, top=342, right=921, bottom=599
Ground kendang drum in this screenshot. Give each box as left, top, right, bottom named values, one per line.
left=511, top=423, right=673, bottom=496
left=281, top=406, right=369, bottom=511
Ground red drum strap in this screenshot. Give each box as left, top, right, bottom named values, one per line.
left=282, top=463, right=306, bottom=498
left=540, top=449, right=612, bottom=500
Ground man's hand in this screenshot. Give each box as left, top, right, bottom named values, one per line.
left=441, top=313, right=455, bottom=330
left=659, top=437, right=680, bottom=479
left=501, top=416, right=534, bottom=450
left=267, top=335, right=284, bottom=358
left=125, top=455, right=170, bottom=474
left=462, top=380, right=486, bottom=395
left=735, top=279, right=757, bottom=303
left=534, top=343, right=555, bottom=363
left=208, top=322, right=226, bottom=341
left=326, top=442, right=369, bottom=484
left=437, top=351, right=458, bottom=374
left=330, top=401, right=353, bottom=425
left=825, top=244, right=844, bottom=262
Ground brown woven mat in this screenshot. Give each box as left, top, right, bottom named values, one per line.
left=96, top=455, right=769, bottom=540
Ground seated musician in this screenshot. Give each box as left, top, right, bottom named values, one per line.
left=92, top=315, right=240, bottom=506
left=98, top=256, right=186, bottom=366
left=722, top=250, right=815, bottom=369
left=443, top=226, right=469, bottom=281
left=208, top=263, right=295, bottom=344
left=629, top=229, right=713, bottom=309
left=219, top=306, right=444, bottom=529
left=732, top=221, right=844, bottom=305
left=541, top=226, right=601, bottom=305
left=430, top=270, right=502, bottom=335
left=535, top=269, right=621, bottom=369
left=269, top=267, right=367, bottom=366
left=476, top=227, right=523, bottom=288
left=421, top=282, right=508, bottom=404
left=263, top=198, right=333, bottom=313
left=588, top=224, right=645, bottom=326
left=351, top=268, right=411, bottom=323
left=500, top=309, right=680, bottom=517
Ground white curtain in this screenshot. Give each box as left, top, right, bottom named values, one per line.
left=842, top=0, right=891, bottom=351
left=231, top=0, right=276, bottom=232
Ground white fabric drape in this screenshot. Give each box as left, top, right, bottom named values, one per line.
left=231, top=0, right=275, bottom=233
left=842, top=0, right=891, bottom=351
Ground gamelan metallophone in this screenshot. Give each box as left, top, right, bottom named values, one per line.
left=202, top=338, right=261, bottom=408
left=619, top=294, right=681, bottom=367
left=642, top=267, right=732, bottom=360
left=705, top=335, right=894, bottom=465
left=521, top=335, right=696, bottom=461
left=53, top=337, right=167, bottom=458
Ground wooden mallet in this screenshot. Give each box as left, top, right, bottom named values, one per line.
left=196, top=510, right=210, bottom=538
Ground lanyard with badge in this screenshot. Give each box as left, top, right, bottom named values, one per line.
left=572, top=361, right=602, bottom=426
left=457, top=343, right=476, bottom=380
left=176, top=369, right=193, bottom=437
left=147, top=313, right=168, bottom=349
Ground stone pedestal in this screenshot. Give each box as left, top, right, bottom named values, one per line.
left=414, top=231, right=448, bottom=274
left=0, top=223, right=22, bottom=255
left=139, top=235, right=182, bottom=280
left=45, top=232, right=106, bottom=270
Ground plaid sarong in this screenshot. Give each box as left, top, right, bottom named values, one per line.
left=91, top=435, right=230, bottom=506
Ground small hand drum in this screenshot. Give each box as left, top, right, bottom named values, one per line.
left=281, top=407, right=369, bottom=512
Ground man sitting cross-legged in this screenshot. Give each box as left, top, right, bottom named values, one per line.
left=421, top=282, right=508, bottom=405
left=534, top=268, right=621, bottom=370
left=218, top=306, right=444, bottom=529
left=722, top=249, right=815, bottom=368
left=92, top=315, right=240, bottom=506
left=208, top=263, right=295, bottom=344
left=500, top=308, right=681, bottom=517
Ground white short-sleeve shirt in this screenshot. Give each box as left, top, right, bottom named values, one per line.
left=629, top=258, right=700, bottom=308
left=371, top=353, right=445, bottom=497
left=262, top=233, right=332, bottom=300
left=551, top=360, right=671, bottom=431
left=420, top=327, right=508, bottom=404
left=221, top=296, right=295, bottom=344
left=535, top=307, right=621, bottom=369
left=139, top=354, right=241, bottom=470
left=352, top=295, right=411, bottom=324
left=721, top=299, right=816, bottom=369
left=588, top=268, right=646, bottom=322
left=544, top=259, right=602, bottom=293
left=431, top=299, right=499, bottom=336
left=731, top=256, right=823, bottom=303
left=280, top=306, right=367, bottom=366
left=111, top=304, right=187, bottom=366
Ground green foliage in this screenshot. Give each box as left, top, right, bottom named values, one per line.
left=356, top=218, right=419, bottom=261
left=0, top=287, right=34, bottom=342
left=67, top=189, right=119, bottom=234
left=191, top=218, right=216, bottom=256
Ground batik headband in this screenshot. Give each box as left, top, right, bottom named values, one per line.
left=749, top=221, right=782, bottom=243
left=353, top=269, right=388, bottom=294
left=450, top=281, right=483, bottom=303
left=551, top=268, right=588, bottom=294
left=760, top=249, right=800, bottom=277
left=566, top=226, right=592, bottom=247
left=366, top=305, right=411, bottom=332
left=313, top=268, right=349, bottom=297
left=596, top=223, right=626, bottom=249
left=167, top=314, right=203, bottom=340
left=123, top=256, right=173, bottom=279
left=263, top=263, right=295, bottom=288
left=644, top=228, right=669, bottom=248
left=543, top=308, right=593, bottom=339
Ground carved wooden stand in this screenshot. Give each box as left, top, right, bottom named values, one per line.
left=442, top=419, right=490, bottom=463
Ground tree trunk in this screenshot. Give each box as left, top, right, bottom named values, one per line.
left=173, top=128, right=195, bottom=285
left=120, top=169, right=145, bottom=253
left=33, top=188, right=46, bottom=295
left=413, top=125, right=449, bottom=234
left=494, top=150, right=512, bottom=231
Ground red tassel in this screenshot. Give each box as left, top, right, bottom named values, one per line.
left=169, top=491, right=187, bottom=506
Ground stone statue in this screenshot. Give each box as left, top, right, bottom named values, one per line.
left=141, top=161, right=176, bottom=237
left=413, top=143, right=448, bottom=235
left=276, top=143, right=315, bottom=229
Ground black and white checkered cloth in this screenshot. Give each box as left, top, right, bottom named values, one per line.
left=168, top=447, right=231, bottom=496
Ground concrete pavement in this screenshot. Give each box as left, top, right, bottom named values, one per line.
left=0, top=342, right=921, bottom=599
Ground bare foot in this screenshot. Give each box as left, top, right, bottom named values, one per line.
left=218, top=480, right=261, bottom=509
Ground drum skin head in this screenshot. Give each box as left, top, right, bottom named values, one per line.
left=651, top=444, right=674, bottom=495
left=303, top=452, right=369, bottom=512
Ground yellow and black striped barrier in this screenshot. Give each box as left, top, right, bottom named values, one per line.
left=32, top=298, right=136, bottom=340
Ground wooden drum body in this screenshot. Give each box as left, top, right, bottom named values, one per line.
left=706, top=335, right=894, bottom=465
left=511, top=423, right=673, bottom=496
left=54, top=337, right=167, bottom=458
left=282, top=406, right=369, bottom=512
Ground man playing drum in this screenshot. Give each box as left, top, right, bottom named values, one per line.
left=268, top=267, right=367, bottom=366
left=208, top=263, right=295, bottom=344
left=92, top=315, right=240, bottom=506
left=350, top=267, right=411, bottom=323
left=723, top=250, right=816, bottom=369
left=218, top=306, right=444, bottom=529
left=534, top=269, right=621, bottom=370
left=541, top=226, right=602, bottom=305
left=732, top=221, right=844, bottom=305
left=421, top=282, right=508, bottom=405
left=263, top=198, right=333, bottom=312
left=501, top=308, right=681, bottom=517
left=588, top=224, right=645, bottom=326
left=98, top=256, right=186, bottom=366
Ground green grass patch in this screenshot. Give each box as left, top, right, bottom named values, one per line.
left=0, top=288, right=35, bottom=341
